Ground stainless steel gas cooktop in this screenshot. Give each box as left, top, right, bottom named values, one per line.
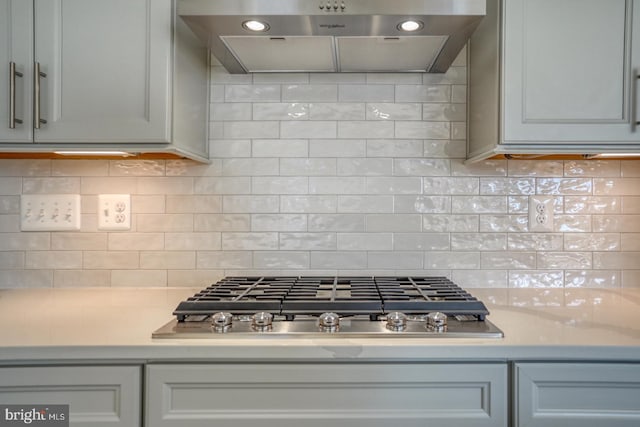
left=153, top=276, right=504, bottom=339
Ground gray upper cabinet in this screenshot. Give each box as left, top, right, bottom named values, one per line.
left=468, top=0, right=640, bottom=161
left=0, top=0, right=209, bottom=161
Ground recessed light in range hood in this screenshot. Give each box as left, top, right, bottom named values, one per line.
left=178, top=0, right=486, bottom=73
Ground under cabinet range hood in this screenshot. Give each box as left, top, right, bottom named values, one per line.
left=178, top=0, right=486, bottom=73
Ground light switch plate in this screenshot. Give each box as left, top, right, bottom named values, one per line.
left=21, top=194, right=81, bottom=231
left=98, top=194, right=131, bottom=231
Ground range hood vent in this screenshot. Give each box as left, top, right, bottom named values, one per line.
left=178, top=0, right=486, bottom=73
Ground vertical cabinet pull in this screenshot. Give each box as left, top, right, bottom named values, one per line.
left=9, top=62, right=23, bottom=128
left=34, top=62, right=47, bottom=129
left=635, top=72, right=640, bottom=132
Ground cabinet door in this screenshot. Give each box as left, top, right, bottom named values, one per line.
left=146, top=363, right=508, bottom=427
left=503, top=0, right=640, bottom=144
left=515, top=362, right=640, bottom=427
left=0, top=365, right=141, bottom=427
left=33, top=0, right=172, bottom=143
left=0, top=0, right=33, bottom=143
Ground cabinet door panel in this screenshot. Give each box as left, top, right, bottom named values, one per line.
left=503, top=0, right=640, bottom=143
left=515, top=362, right=640, bottom=427
left=0, top=365, right=141, bottom=427
left=33, top=0, right=171, bottom=143
left=147, top=363, right=508, bottom=427
left=0, top=0, right=33, bottom=143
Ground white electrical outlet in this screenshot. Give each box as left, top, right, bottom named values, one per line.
left=21, top=194, right=81, bottom=231
left=529, top=195, right=555, bottom=232
left=98, top=194, right=131, bottom=231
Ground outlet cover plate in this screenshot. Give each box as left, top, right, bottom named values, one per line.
left=21, top=194, right=81, bottom=231
left=529, top=195, right=554, bottom=232
left=98, top=194, right=131, bottom=231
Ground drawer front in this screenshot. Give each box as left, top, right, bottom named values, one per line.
left=146, top=363, right=507, bottom=427
left=0, top=365, right=141, bottom=427
left=515, top=362, right=640, bottom=427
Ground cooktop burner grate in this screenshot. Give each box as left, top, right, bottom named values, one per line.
left=173, top=276, right=490, bottom=321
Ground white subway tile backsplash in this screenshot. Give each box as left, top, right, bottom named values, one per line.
left=338, top=121, right=394, bottom=138
left=165, top=232, right=221, bottom=250
left=395, top=121, right=450, bottom=139
left=427, top=252, right=480, bottom=269
left=509, top=271, right=564, bottom=288
left=394, top=159, right=450, bottom=176
left=394, top=195, right=450, bottom=213
left=194, top=214, right=251, bottom=231
left=221, top=232, right=279, bottom=250
left=280, top=233, right=336, bottom=250
left=253, top=252, right=310, bottom=269
left=310, top=103, right=366, bottom=120
left=393, top=233, right=450, bottom=250
left=281, top=159, right=337, bottom=176
left=508, top=160, right=564, bottom=177
left=251, top=214, right=307, bottom=231
left=395, top=85, right=450, bottom=102
left=423, top=177, right=478, bottom=194
left=0, top=159, right=50, bottom=177
left=337, top=233, right=392, bottom=250
left=537, top=178, right=593, bottom=195
left=310, top=251, right=367, bottom=269
left=252, top=177, right=308, bottom=194
left=197, top=251, right=253, bottom=269
left=26, top=251, right=82, bottom=269
left=225, top=85, right=281, bottom=102
left=24, top=177, right=80, bottom=194
left=253, top=139, right=308, bottom=157
left=252, top=103, right=309, bottom=121
left=480, top=178, right=535, bottom=195
left=366, top=139, right=423, bottom=157
left=337, top=195, right=393, bottom=213
left=281, top=195, right=337, bottom=213
left=223, top=159, right=279, bottom=176
left=565, top=233, right=620, bottom=251
left=309, top=177, right=366, bottom=194
left=1, top=66, right=636, bottom=289
left=368, top=252, right=423, bottom=269
left=339, top=85, right=394, bottom=102
left=564, top=196, right=620, bottom=214
left=537, top=252, right=592, bottom=269
left=424, top=215, right=479, bottom=232
left=452, top=196, right=507, bottom=213
left=565, top=160, right=620, bottom=177
left=283, top=85, right=338, bottom=102
left=308, top=214, right=365, bottom=232
left=366, top=103, right=421, bottom=121
left=310, top=139, right=366, bottom=157
left=366, top=214, right=422, bottom=232
left=451, top=233, right=506, bottom=251
left=366, top=177, right=422, bottom=194
left=224, top=121, right=279, bottom=139
left=594, top=178, right=640, bottom=195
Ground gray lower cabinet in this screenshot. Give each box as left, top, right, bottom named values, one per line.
left=145, top=363, right=508, bottom=427
left=0, top=365, right=141, bottom=427
left=514, top=362, right=640, bottom=427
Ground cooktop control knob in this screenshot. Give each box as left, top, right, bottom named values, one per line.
left=211, top=312, right=233, bottom=333
left=318, top=312, right=340, bottom=332
left=251, top=312, right=273, bottom=331
left=426, top=312, right=448, bottom=332
left=386, top=312, right=408, bottom=331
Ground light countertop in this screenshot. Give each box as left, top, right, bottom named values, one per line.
left=1, top=287, right=640, bottom=363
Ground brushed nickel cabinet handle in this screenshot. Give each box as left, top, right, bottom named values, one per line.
left=635, top=72, right=640, bottom=131
left=9, top=62, right=23, bottom=128
left=34, top=62, right=47, bottom=129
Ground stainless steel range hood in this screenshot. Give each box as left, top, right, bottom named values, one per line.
left=178, top=0, right=486, bottom=73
